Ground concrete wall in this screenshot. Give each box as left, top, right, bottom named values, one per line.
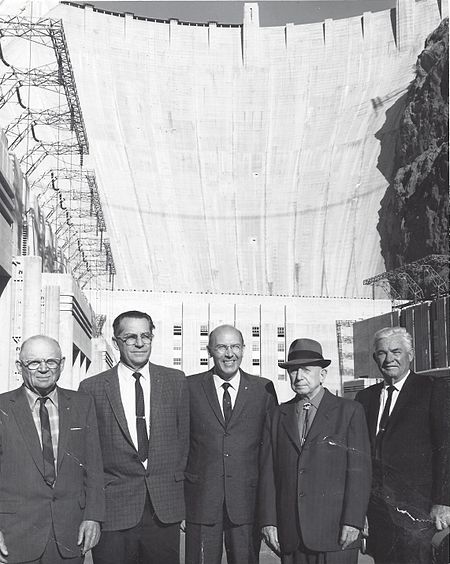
left=85, top=288, right=392, bottom=401
left=44, top=0, right=446, bottom=298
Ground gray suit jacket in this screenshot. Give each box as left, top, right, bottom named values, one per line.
left=185, top=369, right=277, bottom=525
left=0, top=386, right=105, bottom=563
left=79, top=362, right=189, bottom=530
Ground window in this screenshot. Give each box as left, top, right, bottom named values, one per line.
left=277, top=326, right=285, bottom=337
left=173, top=358, right=182, bottom=366
left=278, top=373, right=287, bottom=381
left=252, top=359, right=260, bottom=366
left=277, top=343, right=285, bottom=352
left=173, top=344, right=182, bottom=351
left=252, top=342, right=259, bottom=352
left=173, top=325, right=182, bottom=336
left=252, top=326, right=260, bottom=337
left=200, top=358, right=208, bottom=366
left=200, top=340, right=208, bottom=351
left=200, top=325, right=208, bottom=336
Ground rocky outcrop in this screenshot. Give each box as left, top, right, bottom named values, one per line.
left=378, top=19, right=448, bottom=277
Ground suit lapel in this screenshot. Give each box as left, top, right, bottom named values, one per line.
left=384, top=372, right=416, bottom=436
left=229, top=371, right=250, bottom=425
left=201, top=371, right=225, bottom=428
left=105, top=367, right=134, bottom=447
left=304, top=389, right=337, bottom=446
left=367, top=383, right=383, bottom=442
left=10, top=386, right=45, bottom=478
left=280, top=402, right=302, bottom=453
left=56, top=388, right=72, bottom=470
left=149, top=362, right=162, bottom=434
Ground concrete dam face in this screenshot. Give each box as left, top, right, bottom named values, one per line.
left=47, top=0, right=445, bottom=296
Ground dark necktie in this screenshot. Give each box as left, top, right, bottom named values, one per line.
left=375, top=385, right=396, bottom=458
left=300, top=401, right=312, bottom=446
left=38, top=397, right=56, bottom=487
left=222, top=383, right=232, bottom=425
left=133, top=372, right=149, bottom=462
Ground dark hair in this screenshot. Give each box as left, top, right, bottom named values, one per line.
left=112, top=311, right=155, bottom=336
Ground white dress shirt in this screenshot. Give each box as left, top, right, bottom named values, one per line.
left=376, top=371, right=410, bottom=433
left=213, top=371, right=241, bottom=415
left=118, top=361, right=151, bottom=465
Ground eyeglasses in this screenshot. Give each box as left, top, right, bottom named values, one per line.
left=115, top=333, right=153, bottom=346
left=21, top=358, right=62, bottom=370
left=213, top=344, right=244, bottom=354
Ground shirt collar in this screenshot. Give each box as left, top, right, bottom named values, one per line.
left=384, top=370, right=410, bottom=392
left=24, top=385, right=59, bottom=409
left=213, top=370, right=241, bottom=392
left=118, top=361, right=150, bottom=380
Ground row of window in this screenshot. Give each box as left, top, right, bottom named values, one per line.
left=171, top=325, right=286, bottom=337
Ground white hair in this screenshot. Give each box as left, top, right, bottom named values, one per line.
left=373, top=326, right=413, bottom=352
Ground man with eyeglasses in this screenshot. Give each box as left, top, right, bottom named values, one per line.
left=184, top=324, right=277, bottom=564
left=0, top=335, right=104, bottom=564
left=79, top=310, right=189, bottom=564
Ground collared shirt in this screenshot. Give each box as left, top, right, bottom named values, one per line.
left=376, top=371, right=410, bottom=433
left=296, top=385, right=325, bottom=441
left=118, top=361, right=151, bottom=466
left=213, top=371, right=241, bottom=415
left=25, top=386, right=59, bottom=469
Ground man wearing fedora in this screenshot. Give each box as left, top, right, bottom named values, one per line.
left=259, top=338, right=372, bottom=564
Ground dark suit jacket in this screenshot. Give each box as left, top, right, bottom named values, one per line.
left=355, top=372, right=450, bottom=515
left=259, top=388, right=372, bottom=554
left=185, top=369, right=277, bottom=525
left=79, top=362, right=189, bottom=530
left=0, top=386, right=104, bottom=564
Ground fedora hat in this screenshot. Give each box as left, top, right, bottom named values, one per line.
left=278, top=338, right=331, bottom=369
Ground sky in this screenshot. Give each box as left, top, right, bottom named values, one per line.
left=80, top=1, right=397, bottom=26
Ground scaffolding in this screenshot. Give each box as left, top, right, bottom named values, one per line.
left=0, top=15, right=114, bottom=288
left=363, top=255, right=449, bottom=303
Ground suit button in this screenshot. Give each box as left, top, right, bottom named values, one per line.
left=298, top=492, right=305, bottom=497
left=224, top=453, right=229, bottom=457
left=299, top=469, right=305, bottom=474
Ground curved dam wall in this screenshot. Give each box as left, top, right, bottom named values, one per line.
left=51, top=0, right=445, bottom=297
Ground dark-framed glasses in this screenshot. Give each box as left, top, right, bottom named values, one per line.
left=115, top=333, right=153, bottom=346
left=21, top=358, right=62, bottom=370
left=214, top=344, right=244, bottom=354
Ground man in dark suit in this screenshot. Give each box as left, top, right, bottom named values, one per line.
left=260, top=338, right=371, bottom=564
left=356, top=326, right=450, bottom=564
left=0, top=335, right=104, bottom=564
left=79, top=310, right=189, bottom=564
left=185, top=324, right=277, bottom=564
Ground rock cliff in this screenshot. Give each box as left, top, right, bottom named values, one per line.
left=378, top=18, right=448, bottom=278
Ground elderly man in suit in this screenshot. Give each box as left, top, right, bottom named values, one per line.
left=0, top=335, right=104, bottom=564
left=185, top=324, right=277, bottom=564
left=260, top=338, right=371, bottom=564
left=355, top=326, right=450, bottom=564
left=79, top=310, right=189, bottom=564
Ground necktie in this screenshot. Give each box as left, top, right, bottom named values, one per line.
left=375, top=385, right=396, bottom=458
left=300, top=401, right=311, bottom=446
left=38, top=397, right=56, bottom=487
left=222, top=383, right=232, bottom=425
left=133, top=372, right=149, bottom=462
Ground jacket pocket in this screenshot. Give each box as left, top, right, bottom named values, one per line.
left=0, top=501, right=16, bottom=514
left=184, top=472, right=199, bottom=483
left=174, top=471, right=185, bottom=482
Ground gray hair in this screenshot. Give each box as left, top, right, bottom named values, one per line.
left=373, top=326, right=413, bottom=352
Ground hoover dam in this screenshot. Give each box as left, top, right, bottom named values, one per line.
left=6, top=0, right=444, bottom=297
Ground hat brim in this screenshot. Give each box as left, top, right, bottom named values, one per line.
left=278, top=358, right=331, bottom=369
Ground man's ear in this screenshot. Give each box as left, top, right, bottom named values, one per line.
left=320, top=368, right=327, bottom=382
left=372, top=352, right=377, bottom=363
left=112, top=337, right=119, bottom=351
left=15, top=360, right=22, bottom=374
left=206, top=346, right=212, bottom=358
left=408, top=348, right=415, bottom=362
left=59, top=357, right=66, bottom=372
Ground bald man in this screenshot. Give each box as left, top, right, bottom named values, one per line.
left=0, top=336, right=104, bottom=564
left=185, top=325, right=278, bottom=564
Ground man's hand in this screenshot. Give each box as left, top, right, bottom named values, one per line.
left=430, top=505, right=450, bottom=530
left=261, top=525, right=280, bottom=554
left=0, top=531, right=8, bottom=563
left=77, top=520, right=100, bottom=554
left=339, top=524, right=360, bottom=550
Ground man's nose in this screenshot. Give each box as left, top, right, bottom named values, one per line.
left=135, top=335, right=145, bottom=347
left=38, top=360, right=49, bottom=372
left=385, top=351, right=395, bottom=362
